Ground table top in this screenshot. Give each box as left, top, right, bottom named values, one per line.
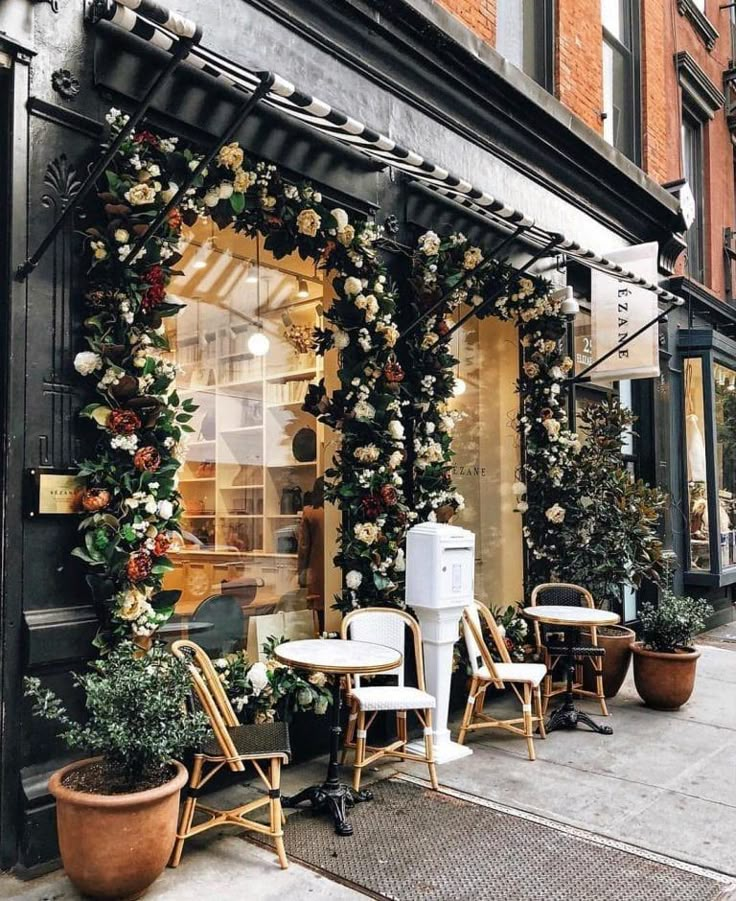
left=157, top=620, right=213, bottom=636
left=273, top=639, right=402, bottom=675
left=523, top=605, right=620, bottom=627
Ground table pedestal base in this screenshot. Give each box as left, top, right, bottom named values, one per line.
left=546, top=699, right=613, bottom=735
left=283, top=783, right=372, bottom=836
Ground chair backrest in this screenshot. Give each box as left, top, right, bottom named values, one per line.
left=529, top=582, right=594, bottom=649
left=341, top=608, right=425, bottom=691
left=171, top=639, right=244, bottom=771
left=191, top=593, right=246, bottom=656
left=462, top=601, right=512, bottom=687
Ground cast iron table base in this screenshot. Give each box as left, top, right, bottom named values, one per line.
left=546, top=626, right=613, bottom=736
left=283, top=678, right=371, bottom=835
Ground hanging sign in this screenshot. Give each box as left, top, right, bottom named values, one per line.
left=590, top=242, right=660, bottom=382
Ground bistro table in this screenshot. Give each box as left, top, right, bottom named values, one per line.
left=274, top=638, right=402, bottom=836
left=523, top=605, right=619, bottom=736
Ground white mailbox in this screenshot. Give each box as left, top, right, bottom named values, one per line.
left=405, top=523, right=475, bottom=764
left=406, top=523, right=475, bottom=608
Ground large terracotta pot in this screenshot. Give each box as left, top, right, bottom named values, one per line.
left=581, top=625, right=636, bottom=699
left=630, top=642, right=701, bottom=710
left=48, top=757, right=188, bottom=900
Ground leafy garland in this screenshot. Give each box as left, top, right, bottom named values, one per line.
left=73, top=110, right=408, bottom=639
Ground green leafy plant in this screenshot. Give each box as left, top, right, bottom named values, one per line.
left=638, top=593, right=713, bottom=653
left=25, top=642, right=209, bottom=791
left=213, top=636, right=332, bottom=723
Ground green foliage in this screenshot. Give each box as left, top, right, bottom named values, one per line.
left=638, top=593, right=713, bottom=652
left=24, top=642, right=209, bottom=790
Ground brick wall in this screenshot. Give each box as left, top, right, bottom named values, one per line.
left=640, top=0, right=668, bottom=183
left=555, top=0, right=603, bottom=133
left=436, top=0, right=496, bottom=45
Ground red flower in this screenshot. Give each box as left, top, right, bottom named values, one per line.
left=126, top=550, right=153, bottom=583
left=153, top=532, right=172, bottom=557
left=436, top=319, right=450, bottom=336
left=504, top=638, right=514, bottom=652
left=167, top=208, right=182, bottom=231
left=361, top=495, right=382, bottom=519
left=133, top=446, right=161, bottom=472
left=379, top=484, right=398, bottom=507
left=108, top=409, right=141, bottom=435
left=133, top=130, right=159, bottom=147
left=141, top=265, right=166, bottom=312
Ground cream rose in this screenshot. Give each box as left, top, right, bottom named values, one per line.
left=346, top=570, right=363, bottom=590
left=545, top=504, right=566, bottom=524
left=333, top=329, right=350, bottom=350
left=331, top=208, right=349, bottom=229
left=344, top=276, right=363, bottom=296
left=388, top=420, right=405, bottom=440
left=354, top=445, right=380, bottom=463
left=353, top=400, right=376, bottom=421
left=296, top=208, right=321, bottom=237
left=74, top=351, right=103, bottom=376
left=125, top=182, right=157, bottom=206
left=217, top=142, right=244, bottom=170
left=354, top=522, right=380, bottom=545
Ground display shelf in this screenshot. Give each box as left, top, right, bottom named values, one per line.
left=179, top=477, right=216, bottom=484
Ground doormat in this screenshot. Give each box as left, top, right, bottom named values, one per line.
left=252, top=774, right=734, bottom=901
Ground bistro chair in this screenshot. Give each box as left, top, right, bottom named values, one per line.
left=457, top=601, right=547, bottom=760
left=170, top=640, right=291, bottom=870
left=190, top=593, right=245, bottom=657
left=340, top=609, right=439, bottom=792
left=530, top=583, right=608, bottom=716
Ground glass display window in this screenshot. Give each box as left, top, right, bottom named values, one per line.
left=161, top=221, right=327, bottom=651
left=680, top=329, right=736, bottom=585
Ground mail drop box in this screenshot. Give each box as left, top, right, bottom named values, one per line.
left=405, top=523, right=475, bottom=608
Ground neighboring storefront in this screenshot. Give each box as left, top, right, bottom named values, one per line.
left=0, top=0, right=686, bottom=872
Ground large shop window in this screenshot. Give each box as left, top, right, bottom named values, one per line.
left=681, top=329, right=736, bottom=586
left=601, top=0, right=641, bottom=163
left=496, top=0, right=554, bottom=91
left=162, top=221, right=328, bottom=651
left=450, top=315, right=523, bottom=605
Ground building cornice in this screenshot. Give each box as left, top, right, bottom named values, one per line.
left=677, top=0, right=719, bottom=52
left=676, top=50, right=725, bottom=120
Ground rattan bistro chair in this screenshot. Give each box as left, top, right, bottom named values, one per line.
left=340, top=609, right=439, bottom=792
left=530, top=583, right=608, bottom=716
left=457, top=601, right=547, bottom=760
left=170, top=640, right=290, bottom=870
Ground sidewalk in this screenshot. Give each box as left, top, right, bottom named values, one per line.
left=2, top=629, right=734, bottom=899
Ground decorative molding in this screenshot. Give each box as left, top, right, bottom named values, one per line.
left=676, top=0, right=719, bottom=51
left=665, top=276, right=736, bottom=334
left=51, top=68, right=80, bottom=101
left=27, top=97, right=104, bottom=139
left=676, top=51, right=725, bottom=120
left=659, top=233, right=688, bottom=276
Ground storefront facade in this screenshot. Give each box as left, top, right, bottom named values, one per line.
left=0, top=0, right=686, bottom=872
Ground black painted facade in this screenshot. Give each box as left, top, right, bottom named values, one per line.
left=0, top=0, right=729, bottom=873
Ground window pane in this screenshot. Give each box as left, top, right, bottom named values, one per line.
left=601, top=0, right=625, bottom=42
left=682, top=116, right=704, bottom=282
left=162, top=221, right=326, bottom=653
left=497, top=0, right=549, bottom=87
left=685, top=358, right=710, bottom=571
left=714, top=362, right=736, bottom=568
left=602, top=38, right=632, bottom=156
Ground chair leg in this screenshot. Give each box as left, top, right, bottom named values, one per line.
left=423, top=710, right=439, bottom=791
left=522, top=684, right=535, bottom=761
left=534, top=686, right=547, bottom=739
left=542, top=671, right=553, bottom=714
left=457, top=676, right=478, bottom=746
left=397, top=710, right=408, bottom=748
left=593, top=663, right=609, bottom=716
left=170, top=755, right=203, bottom=868
left=341, top=700, right=358, bottom=764
left=269, top=758, right=288, bottom=870
left=353, top=708, right=366, bottom=792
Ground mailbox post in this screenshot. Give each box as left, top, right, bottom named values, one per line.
left=405, top=523, right=474, bottom=764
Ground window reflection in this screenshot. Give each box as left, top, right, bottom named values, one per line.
left=715, top=362, right=736, bottom=567
left=685, top=357, right=710, bottom=569
left=163, top=222, right=325, bottom=654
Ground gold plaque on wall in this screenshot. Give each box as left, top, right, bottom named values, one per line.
left=27, top=469, right=82, bottom=516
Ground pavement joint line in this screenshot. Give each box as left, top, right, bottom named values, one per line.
left=395, top=773, right=736, bottom=886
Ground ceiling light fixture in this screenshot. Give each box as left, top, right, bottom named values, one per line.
left=296, top=277, right=310, bottom=298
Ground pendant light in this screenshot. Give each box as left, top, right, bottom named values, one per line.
left=248, top=245, right=270, bottom=357
left=296, top=277, right=310, bottom=298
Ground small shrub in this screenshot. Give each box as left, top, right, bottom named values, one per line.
left=638, top=594, right=713, bottom=653
left=25, top=641, right=210, bottom=791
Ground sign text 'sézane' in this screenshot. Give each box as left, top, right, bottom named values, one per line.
left=453, top=464, right=488, bottom=478
left=617, top=285, right=632, bottom=360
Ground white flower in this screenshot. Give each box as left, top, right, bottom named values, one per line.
left=296, top=208, right=321, bottom=237
left=114, top=228, right=130, bottom=244
left=219, top=181, right=234, bottom=200
left=247, top=661, right=270, bottom=695
left=463, top=246, right=483, bottom=269
left=125, top=182, right=157, bottom=206
left=353, top=399, right=376, bottom=421
left=354, top=445, right=380, bottom=463
left=333, top=329, right=350, bottom=350
left=394, top=548, right=405, bottom=572
left=512, top=481, right=527, bottom=497
left=157, top=499, right=174, bottom=521
left=388, top=451, right=403, bottom=470
left=346, top=570, right=363, bottom=590
left=331, top=208, right=349, bottom=229
left=419, top=231, right=441, bottom=256
left=337, top=224, right=355, bottom=246
left=204, top=188, right=220, bottom=208
left=388, top=420, right=404, bottom=440
left=344, top=276, right=363, bottom=296
left=545, top=504, right=566, bottom=524
left=74, top=351, right=102, bottom=376
left=354, top=522, right=380, bottom=545
left=516, top=501, right=529, bottom=514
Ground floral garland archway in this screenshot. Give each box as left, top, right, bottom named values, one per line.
left=73, top=110, right=411, bottom=640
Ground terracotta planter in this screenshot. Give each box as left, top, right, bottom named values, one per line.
left=49, top=757, right=188, bottom=900
left=630, top=642, right=701, bottom=710
left=581, top=625, right=636, bottom=699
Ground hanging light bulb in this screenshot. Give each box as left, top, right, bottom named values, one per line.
left=245, top=260, right=258, bottom=284
left=248, top=329, right=270, bottom=357
left=296, top=277, right=310, bottom=298
left=453, top=377, right=467, bottom=397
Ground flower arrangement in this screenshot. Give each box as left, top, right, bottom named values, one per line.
left=74, top=111, right=410, bottom=637
left=212, top=637, right=332, bottom=723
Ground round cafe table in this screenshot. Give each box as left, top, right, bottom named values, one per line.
left=274, top=638, right=401, bottom=836
left=523, top=605, right=619, bottom=736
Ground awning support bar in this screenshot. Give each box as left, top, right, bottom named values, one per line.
left=400, top=225, right=530, bottom=340
left=121, top=72, right=275, bottom=268
left=438, top=236, right=563, bottom=347
left=15, top=37, right=193, bottom=282
left=571, top=301, right=679, bottom=384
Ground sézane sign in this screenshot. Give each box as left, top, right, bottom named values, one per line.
left=590, top=242, right=660, bottom=383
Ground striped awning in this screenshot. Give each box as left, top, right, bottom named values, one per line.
left=90, top=0, right=683, bottom=305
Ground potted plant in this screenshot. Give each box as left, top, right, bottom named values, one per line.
left=25, top=642, right=209, bottom=900
left=630, top=593, right=713, bottom=710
